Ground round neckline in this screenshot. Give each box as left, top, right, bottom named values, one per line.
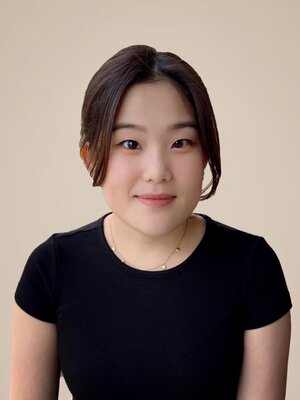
left=96, top=213, right=211, bottom=279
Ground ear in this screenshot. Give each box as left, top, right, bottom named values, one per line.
left=80, top=142, right=94, bottom=174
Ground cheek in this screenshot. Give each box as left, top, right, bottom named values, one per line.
left=176, top=157, right=204, bottom=185
left=103, top=156, right=137, bottom=189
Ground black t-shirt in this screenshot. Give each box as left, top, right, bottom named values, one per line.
left=15, top=214, right=292, bottom=399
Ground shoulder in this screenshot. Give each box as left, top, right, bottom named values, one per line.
left=30, top=217, right=102, bottom=259
left=20, top=216, right=104, bottom=286
left=52, top=218, right=100, bottom=244
left=202, top=214, right=265, bottom=254
left=15, top=216, right=105, bottom=322
left=206, top=216, right=288, bottom=270
left=204, top=214, right=258, bottom=238
left=201, top=215, right=290, bottom=292
left=200, top=214, right=292, bottom=329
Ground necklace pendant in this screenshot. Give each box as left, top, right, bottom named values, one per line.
left=161, top=264, right=167, bottom=270
left=175, top=247, right=180, bottom=252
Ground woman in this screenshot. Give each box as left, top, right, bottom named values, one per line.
left=10, top=45, right=292, bottom=399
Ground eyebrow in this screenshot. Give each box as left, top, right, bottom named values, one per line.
left=112, top=121, right=198, bottom=132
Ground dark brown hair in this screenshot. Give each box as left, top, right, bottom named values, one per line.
left=79, top=44, right=221, bottom=200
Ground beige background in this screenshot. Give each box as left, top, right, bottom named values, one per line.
left=1, top=0, right=299, bottom=398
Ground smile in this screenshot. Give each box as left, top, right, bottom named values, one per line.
left=135, top=193, right=176, bottom=208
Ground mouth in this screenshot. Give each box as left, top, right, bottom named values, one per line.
left=135, top=193, right=176, bottom=208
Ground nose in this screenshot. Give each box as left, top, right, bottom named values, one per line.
left=142, top=149, right=173, bottom=183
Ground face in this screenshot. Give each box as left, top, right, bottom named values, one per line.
left=101, top=80, right=206, bottom=238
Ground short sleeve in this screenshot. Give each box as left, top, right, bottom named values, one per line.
left=243, top=237, right=292, bottom=330
left=15, top=236, right=57, bottom=323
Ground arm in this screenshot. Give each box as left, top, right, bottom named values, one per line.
left=237, top=312, right=291, bottom=400
left=9, top=304, right=60, bottom=400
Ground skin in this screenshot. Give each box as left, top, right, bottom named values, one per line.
left=237, top=312, right=291, bottom=400
left=99, top=80, right=207, bottom=268
left=10, top=80, right=291, bottom=399
left=81, top=80, right=208, bottom=269
left=9, top=304, right=60, bottom=400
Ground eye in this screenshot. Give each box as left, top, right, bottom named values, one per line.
left=172, top=139, right=193, bottom=148
left=120, top=140, right=141, bottom=150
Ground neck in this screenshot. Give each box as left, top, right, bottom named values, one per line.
left=104, top=213, right=192, bottom=270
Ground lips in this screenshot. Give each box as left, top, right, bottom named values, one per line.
left=135, top=193, right=176, bottom=208
left=137, top=193, right=175, bottom=200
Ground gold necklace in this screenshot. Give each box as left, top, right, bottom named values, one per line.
left=109, top=215, right=189, bottom=271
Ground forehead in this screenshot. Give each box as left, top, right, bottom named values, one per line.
left=115, top=80, right=195, bottom=123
